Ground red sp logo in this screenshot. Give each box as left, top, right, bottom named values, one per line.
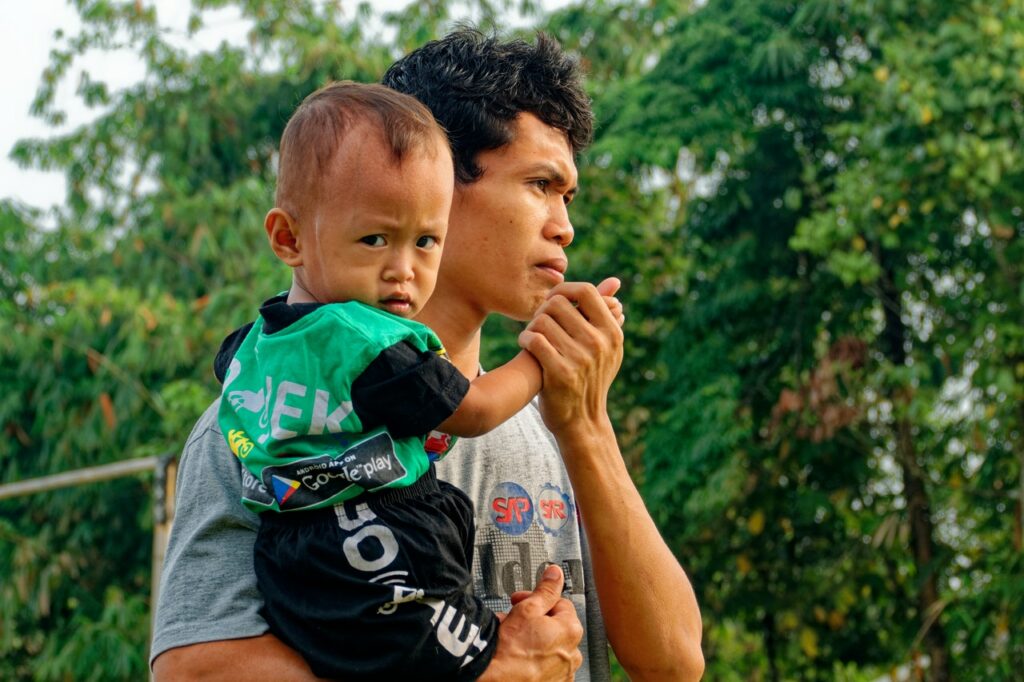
left=492, top=497, right=531, bottom=524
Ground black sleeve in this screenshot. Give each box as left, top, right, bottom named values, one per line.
left=351, top=341, right=470, bottom=438
left=212, top=322, right=254, bottom=384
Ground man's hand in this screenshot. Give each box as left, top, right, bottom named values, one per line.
left=479, top=564, right=584, bottom=681
left=518, top=277, right=625, bottom=434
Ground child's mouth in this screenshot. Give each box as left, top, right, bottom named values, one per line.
left=379, top=296, right=413, bottom=315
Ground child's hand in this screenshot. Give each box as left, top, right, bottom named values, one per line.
left=603, top=293, right=625, bottom=327
left=588, top=276, right=626, bottom=326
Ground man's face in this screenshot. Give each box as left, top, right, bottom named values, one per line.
left=294, top=126, right=454, bottom=318
left=436, top=112, right=578, bottom=322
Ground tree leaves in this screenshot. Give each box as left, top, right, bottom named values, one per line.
left=591, top=0, right=1023, bottom=678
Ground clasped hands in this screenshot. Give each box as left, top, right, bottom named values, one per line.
left=518, top=277, right=625, bottom=434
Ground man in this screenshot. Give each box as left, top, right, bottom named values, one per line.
left=152, top=30, right=703, bottom=681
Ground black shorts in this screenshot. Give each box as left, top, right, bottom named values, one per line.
left=254, top=466, right=498, bottom=681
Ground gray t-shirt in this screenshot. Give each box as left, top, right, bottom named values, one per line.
left=151, top=400, right=610, bottom=681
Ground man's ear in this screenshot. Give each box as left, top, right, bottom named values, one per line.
left=265, top=208, right=303, bottom=267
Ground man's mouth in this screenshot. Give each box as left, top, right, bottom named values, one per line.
left=535, top=258, right=568, bottom=284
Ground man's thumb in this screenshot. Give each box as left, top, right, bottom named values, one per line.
left=596, top=277, right=621, bottom=297
left=534, top=563, right=565, bottom=603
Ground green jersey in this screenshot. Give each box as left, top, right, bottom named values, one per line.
left=217, top=298, right=468, bottom=513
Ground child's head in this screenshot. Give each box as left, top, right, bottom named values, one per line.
left=265, top=81, right=454, bottom=317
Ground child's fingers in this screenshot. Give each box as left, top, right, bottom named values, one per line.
left=604, top=295, right=625, bottom=327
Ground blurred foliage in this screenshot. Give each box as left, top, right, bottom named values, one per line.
left=2, top=0, right=1022, bottom=679
left=586, top=1, right=1023, bottom=680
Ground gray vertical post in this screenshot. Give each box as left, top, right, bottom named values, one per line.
left=149, top=453, right=177, bottom=669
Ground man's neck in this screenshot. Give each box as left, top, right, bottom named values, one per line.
left=417, top=296, right=485, bottom=379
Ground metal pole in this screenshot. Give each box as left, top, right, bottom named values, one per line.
left=149, top=453, right=177, bottom=654
left=0, top=453, right=178, bottom=678
left=0, top=456, right=161, bottom=500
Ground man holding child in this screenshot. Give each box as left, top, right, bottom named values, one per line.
left=152, top=29, right=703, bottom=681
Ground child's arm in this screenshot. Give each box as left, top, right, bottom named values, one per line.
left=437, top=350, right=542, bottom=438
left=437, top=284, right=625, bottom=438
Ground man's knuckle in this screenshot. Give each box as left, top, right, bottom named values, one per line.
left=552, top=297, right=573, bottom=314
left=517, top=599, right=542, bottom=618
left=530, top=316, right=552, bottom=334
left=584, top=328, right=604, bottom=350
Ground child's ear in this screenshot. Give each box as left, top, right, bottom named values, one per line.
left=265, top=208, right=303, bottom=267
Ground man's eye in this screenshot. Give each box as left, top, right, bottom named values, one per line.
left=416, top=235, right=439, bottom=249
left=532, top=179, right=550, bottom=191
left=360, top=235, right=386, bottom=246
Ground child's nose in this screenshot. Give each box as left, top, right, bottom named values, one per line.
left=383, top=252, right=415, bottom=282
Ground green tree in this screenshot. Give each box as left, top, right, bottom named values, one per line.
left=791, top=1, right=1024, bottom=677
left=620, top=3, right=903, bottom=678
left=581, top=0, right=1023, bottom=679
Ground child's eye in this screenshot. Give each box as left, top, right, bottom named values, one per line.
left=360, top=235, right=386, bottom=247
left=416, top=235, right=438, bottom=249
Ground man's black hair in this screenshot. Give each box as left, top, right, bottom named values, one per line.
left=382, top=28, right=594, bottom=184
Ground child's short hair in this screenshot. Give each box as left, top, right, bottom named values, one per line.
left=275, top=81, right=448, bottom=220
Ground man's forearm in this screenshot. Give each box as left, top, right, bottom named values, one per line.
left=152, top=635, right=327, bottom=682
left=556, top=416, right=704, bottom=682
left=153, top=568, right=584, bottom=682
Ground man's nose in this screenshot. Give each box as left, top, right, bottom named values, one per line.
left=544, top=199, right=574, bottom=247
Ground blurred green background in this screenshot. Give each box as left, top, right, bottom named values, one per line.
left=1, top=0, right=1022, bottom=679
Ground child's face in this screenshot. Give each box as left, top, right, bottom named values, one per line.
left=296, top=130, right=454, bottom=317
